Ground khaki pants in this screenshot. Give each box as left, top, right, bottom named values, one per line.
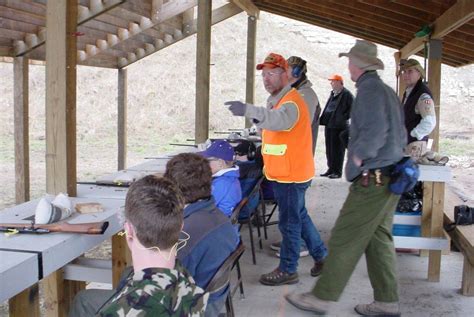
left=312, top=175, right=400, bottom=302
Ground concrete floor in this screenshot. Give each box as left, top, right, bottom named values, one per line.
left=232, top=176, right=474, bottom=317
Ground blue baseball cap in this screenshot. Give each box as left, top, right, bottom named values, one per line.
left=199, top=140, right=235, bottom=161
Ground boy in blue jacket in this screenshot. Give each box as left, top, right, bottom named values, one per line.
left=200, top=140, right=242, bottom=217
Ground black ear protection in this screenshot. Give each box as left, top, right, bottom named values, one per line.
left=247, top=142, right=256, bottom=161
left=292, top=59, right=307, bottom=78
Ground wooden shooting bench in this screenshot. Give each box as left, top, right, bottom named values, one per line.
left=392, top=165, right=451, bottom=282
left=0, top=197, right=128, bottom=315
left=444, top=189, right=474, bottom=296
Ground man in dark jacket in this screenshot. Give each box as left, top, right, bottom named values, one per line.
left=319, top=74, right=354, bottom=179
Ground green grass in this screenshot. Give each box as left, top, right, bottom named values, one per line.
left=439, top=138, right=474, bottom=157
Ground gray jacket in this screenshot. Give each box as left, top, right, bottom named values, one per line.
left=245, top=82, right=316, bottom=131
left=345, top=71, right=406, bottom=181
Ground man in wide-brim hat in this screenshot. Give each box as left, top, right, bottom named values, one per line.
left=286, top=39, right=406, bottom=317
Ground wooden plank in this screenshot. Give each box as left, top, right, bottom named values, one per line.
left=399, top=0, right=474, bottom=58
left=112, top=234, right=132, bottom=287
left=428, top=182, right=445, bottom=282
left=231, top=0, right=259, bottom=17
left=421, top=182, right=434, bottom=257
left=80, top=0, right=197, bottom=63
left=15, top=0, right=125, bottom=57
left=462, top=256, right=474, bottom=296
left=288, top=0, right=417, bottom=39
left=359, top=0, right=436, bottom=21
left=427, top=39, right=442, bottom=153
left=64, top=280, right=86, bottom=313
left=0, top=5, right=45, bottom=26
left=43, top=270, right=66, bottom=317
left=257, top=4, right=403, bottom=49
left=13, top=56, right=30, bottom=204
left=194, top=0, right=212, bottom=144
left=9, top=285, right=40, bottom=317
left=45, top=0, right=77, bottom=196
left=117, top=2, right=242, bottom=68
left=245, top=15, right=257, bottom=128
left=118, top=68, right=127, bottom=170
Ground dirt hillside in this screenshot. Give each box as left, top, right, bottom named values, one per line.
left=0, top=10, right=473, bottom=208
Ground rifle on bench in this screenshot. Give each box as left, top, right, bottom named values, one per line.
left=0, top=221, right=109, bottom=235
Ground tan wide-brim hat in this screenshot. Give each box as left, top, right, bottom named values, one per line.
left=339, top=39, right=384, bottom=71
left=400, top=58, right=425, bottom=78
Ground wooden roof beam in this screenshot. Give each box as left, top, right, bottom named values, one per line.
left=399, top=0, right=474, bottom=59
left=79, top=0, right=197, bottom=62
left=15, top=0, right=125, bottom=57
left=230, top=0, right=259, bottom=18
left=118, top=2, right=242, bottom=68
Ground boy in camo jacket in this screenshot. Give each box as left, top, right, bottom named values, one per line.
left=71, top=175, right=208, bottom=316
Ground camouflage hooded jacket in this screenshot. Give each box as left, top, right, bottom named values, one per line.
left=97, top=262, right=209, bottom=317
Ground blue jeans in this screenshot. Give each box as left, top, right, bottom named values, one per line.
left=274, top=181, right=327, bottom=273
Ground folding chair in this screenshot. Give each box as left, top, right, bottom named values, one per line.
left=259, top=178, right=279, bottom=240
left=233, top=176, right=265, bottom=265
left=205, top=241, right=246, bottom=317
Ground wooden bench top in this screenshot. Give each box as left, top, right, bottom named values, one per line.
left=444, top=187, right=474, bottom=265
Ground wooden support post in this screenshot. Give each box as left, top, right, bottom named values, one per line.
left=194, top=0, right=212, bottom=144
left=44, top=1, right=80, bottom=315
left=118, top=68, right=127, bottom=170
left=43, top=270, right=66, bottom=317
left=9, top=285, right=39, bottom=317
left=421, top=181, right=434, bottom=258
left=112, top=234, right=132, bottom=287
left=461, top=257, right=474, bottom=296
left=45, top=0, right=77, bottom=196
left=13, top=56, right=30, bottom=203
left=393, top=52, right=405, bottom=100
left=428, top=182, right=445, bottom=282
left=245, top=15, right=257, bottom=128
left=427, top=39, right=442, bottom=152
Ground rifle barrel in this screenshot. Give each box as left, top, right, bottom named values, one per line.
left=0, top=221, right=109, bottom=235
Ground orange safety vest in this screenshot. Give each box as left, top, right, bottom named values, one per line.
left=262, top=88, right=314, bottom=183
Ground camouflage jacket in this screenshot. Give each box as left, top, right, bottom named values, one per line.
left=97, top=262, right=209, bottom=317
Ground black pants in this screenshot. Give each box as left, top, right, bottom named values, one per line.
left=324, top=127, right=346, bottom=175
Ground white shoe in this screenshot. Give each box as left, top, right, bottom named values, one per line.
left=354, top=301, right=400, bottom=316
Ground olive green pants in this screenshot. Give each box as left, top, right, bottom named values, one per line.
left=312, top=175, right=400, bottom=302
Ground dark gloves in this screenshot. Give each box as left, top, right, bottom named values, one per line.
left=224, top=101, right=247, bottom=116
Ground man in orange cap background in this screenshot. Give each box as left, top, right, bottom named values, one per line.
left=224, top=52, right=327, bottom=286
left=319, top=74, right=354, bottom=179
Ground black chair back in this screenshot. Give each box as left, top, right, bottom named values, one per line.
left=205, top=241, right=245, bottom=295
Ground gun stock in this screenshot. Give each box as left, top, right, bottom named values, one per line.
left=0, top=221, right=109, bottom=235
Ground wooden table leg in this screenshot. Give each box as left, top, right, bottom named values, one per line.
left=421, top=182, right=434, bottom=257
left=43, top=270, right=66, bottom=317
left=9, top=284, right=40, bottom=317
left=428, top=182, right=444, bottom=282
left=112, top=233, right=131, bottom=287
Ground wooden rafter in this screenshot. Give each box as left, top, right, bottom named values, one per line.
left=118, top=2, right=243, bottom=68
left=78, top=0, right=197, bottom=63
left=14, top=0, right=125, bottom=57
left=399, top=0, right=474, bottom=58
left=231, top=0, right=259, bottom=18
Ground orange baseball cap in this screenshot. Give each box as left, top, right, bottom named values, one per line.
left=328, top=74, right=343, bottom=81
left=256, top=53, right=288, bottom=71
